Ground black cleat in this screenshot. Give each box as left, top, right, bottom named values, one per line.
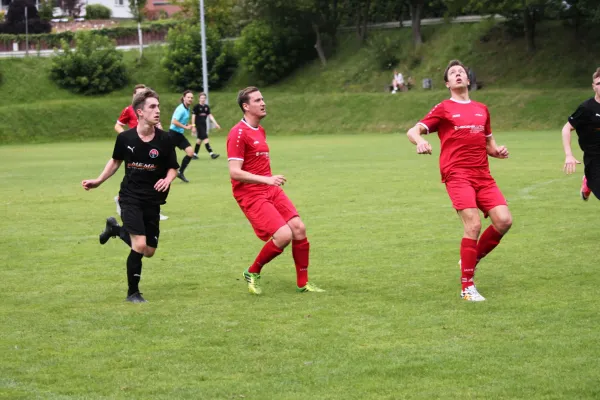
left=211, top=153, right=220, bottom=159
left=99, top=217, right=119, bottom=245
left=192, top=154, right=199, bottom=160
left=125, top=292, right=147, bottom=303
left=177, top=171, right=189, bottom=183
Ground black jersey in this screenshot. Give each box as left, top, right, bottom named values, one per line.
left=568, top=97, right=600, bottom=162
left=192, top=104, right=211, bottom=127
left=112, top=128, right=180, bottom=205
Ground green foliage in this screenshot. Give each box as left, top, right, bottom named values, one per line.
left=236, top=20, right=315, bottom=85
left=49, top=31, right=128, bottom=95
left=38, top=0, right=54, bottom=21
left=161, top=23, right=236, bottom=91
left=368, top=33, right=401, bottom=69
left=84, top=4, right=112, bottom=19
left=177, top=0, right=243, bottom=37
left=129, top=0, right=146, bottom=22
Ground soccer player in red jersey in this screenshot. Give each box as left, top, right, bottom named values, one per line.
left=406, top=60, right=513, bottom=302
left=227, top=87, right=324, bottom=295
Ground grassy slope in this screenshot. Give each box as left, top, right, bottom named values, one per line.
left=0, top=21, right=599, bottom=144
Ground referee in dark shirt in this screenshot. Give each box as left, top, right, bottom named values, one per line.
left=82, top=88, right=179, bottom=303
left=562, top=67, right=600, bottom=200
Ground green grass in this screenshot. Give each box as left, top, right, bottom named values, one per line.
left=1, top=132, right=599, bottom=399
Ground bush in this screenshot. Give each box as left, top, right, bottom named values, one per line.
left=368, top=34, right=401, bottom=70
left=161, top=23, right=236, bottom=91
left=50, top=31, right=128, bottom=95
left=85, top=4, right=112, bottom=20
left=38, top=0, right=53, bottom=21
left=235, top=20, right=314, bottom=85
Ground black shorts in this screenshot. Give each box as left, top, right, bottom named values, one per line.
left=121, top=201, right=161, bottom=248
left=196, top=126, right=208, bottom=141
left=169, top=130, right=191, bottom=150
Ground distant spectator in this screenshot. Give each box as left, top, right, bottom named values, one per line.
left=391, top=69, right=405, bottom=94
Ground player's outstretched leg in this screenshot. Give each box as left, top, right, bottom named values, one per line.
left=243, top=239, right=283, bottom=295
left=581, top=176, right=591, bottom=201
left=125, top=249, right=146, bottom=303
left=99, top=217, right=120, bottom=245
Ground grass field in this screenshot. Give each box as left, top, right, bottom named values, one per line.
left=1, top=131, right=599, bottom=399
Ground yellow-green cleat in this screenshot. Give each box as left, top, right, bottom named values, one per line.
left=243, top=269, right=262, bottom=295
left=296, top=282, right=325, bottom=293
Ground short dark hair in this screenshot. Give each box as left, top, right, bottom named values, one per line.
left=132, top=88, right=159, bottom=116
left=237, top=86, right=260, bottom=112
left=180, top=90, right=193, bottom=103
left=593, top=67, right=600, bottom=82
left=133, top=84, right=146, bottom=94
left=444, top=60, right=468, bottom=82
left=198, top=92, right=207, bottom=98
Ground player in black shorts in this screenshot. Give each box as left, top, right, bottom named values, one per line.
left=82, top=88, right=180, bottom=303
left=191, top=92, right=221, bottom=160
left=562, top=67, right=600, bottom=200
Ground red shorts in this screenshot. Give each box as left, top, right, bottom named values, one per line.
left=445, top=174, right=507, bottom=215
left=236, top=186, right=299, bottom=241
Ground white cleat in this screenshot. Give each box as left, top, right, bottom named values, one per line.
left=114, top=195, right=121, bottom=217
left=159, top=214, right=169, bottom=221
left=461, top=285, right=486, bottom=302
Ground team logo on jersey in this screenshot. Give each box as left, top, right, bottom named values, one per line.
left=149, top=149, right=159, bottom=158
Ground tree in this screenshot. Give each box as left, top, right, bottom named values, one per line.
left=129, top=0, right=147, bottom=56
left=0, top=0, right=51, bottom=34
left=408, top=0, right=424, bottom=47
left=60, top=0, right=83, bottom=17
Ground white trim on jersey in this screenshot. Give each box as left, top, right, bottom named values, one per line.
left=241, top=119, right=260, bottom=131
left=228, top=157, right=244, bottom=161
left=417, top=122, right=430, bottom=134
left=449, top=98, right=471, bottom=104
left=116, top=120, right=127, bottom=126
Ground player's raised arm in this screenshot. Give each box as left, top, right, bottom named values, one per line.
left=562, top=121, right=581, bottom=174
left=81, top=159, right=123, bottom=190
left=406, top=124, right=432, bottom=154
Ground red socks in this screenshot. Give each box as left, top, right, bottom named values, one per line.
left=248, top=240, right=283, bottom=274
left=477, top=225, right=504, bottom=262
left=292, top=238, right=310, bottom=288
left=247, top=237, right=310, bottom=288
left=460, top=238, right=477, bottom=290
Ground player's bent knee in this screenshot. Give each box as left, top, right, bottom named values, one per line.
left=273, top=225, right=293, bottom=246
left=289, top=219, right=306, bottom=238
left=144, top=248, right=156, bottom=258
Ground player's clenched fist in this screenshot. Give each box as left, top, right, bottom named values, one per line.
left=416, top=141, right=432, bottom=155
left=267, top=175, right=286, bottom=186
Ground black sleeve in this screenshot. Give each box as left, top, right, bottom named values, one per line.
left=206, top=105, right=211, bottom=115
left=192, top=104, right=199, bottom=116
left=568, top=104, right=588, bottom=129
left=112, top=133, right=125, bottom=160
left=166, top=147, right=179, bottom=171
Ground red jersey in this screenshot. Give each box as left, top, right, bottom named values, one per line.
left=227, top=119, right=273, bottom=198
left=418, top=98, right=492, bottom=181
left=117, top=105, right=138, bottom=128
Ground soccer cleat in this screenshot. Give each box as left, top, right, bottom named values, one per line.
left=99, top=217, right=120, bottom=245
left=159, top=214, right=169, bottom=221
left=211, top=153, right=220, bottom=159
left=125, top=292, right=147, bottom=303
left=192, top=153, right=199, bottom=160
left=297, top=282, right=325, bottom=293
left=581, top=176, right=591, bottom=201
left=460, top=285, right=486, bottom=302
left=114, top=195, right=121, bottom=217
left=177, top=171, right=189, bottom=183
left=242, top=269, right=262, bottom=295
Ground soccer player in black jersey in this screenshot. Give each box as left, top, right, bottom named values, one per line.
left=82, top=88, right=179, bottom=303
left=191, top=92, right=221, bottom=160
left=562, top=67, right=600, bottom=200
